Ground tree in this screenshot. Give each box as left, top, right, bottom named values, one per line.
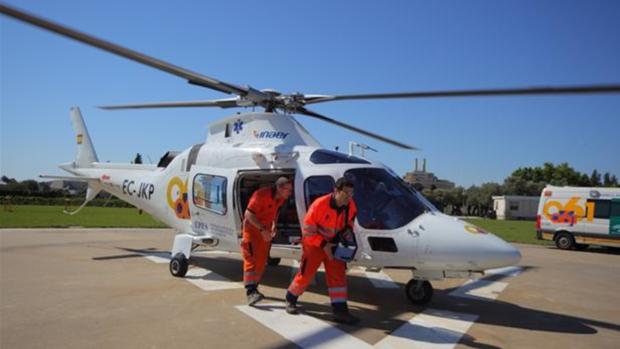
left=133, top=153, right=143, bottom=164
left=1, top=175, right=17, bottom=184
left=603, top=172, right=612, bottom=186
left=590, top=170, right=602, bottom=186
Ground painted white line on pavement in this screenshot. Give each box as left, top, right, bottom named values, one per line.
left=375, top=309, right=478, bottom=349
left=140, top=252, right=170, bottom=264
left=140, top=252, right=242, bottom=292
left=449, top=280, right=508, bottom=301
left=185, top=267, right=243, bottom=291
left=237, top=303, right=373, bottom=349
left=484, top=266, right=523, bottom=277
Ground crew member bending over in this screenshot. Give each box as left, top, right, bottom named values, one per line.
left=241, top=177, right=293, bottom=305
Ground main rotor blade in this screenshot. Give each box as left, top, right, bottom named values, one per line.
left=304, top=85, right=620, bottom=105
left=0, top=3, right=248, bottom=96
left=296, top=108, right=417, bottom=150
left=99, top=98, right=240, bottom=110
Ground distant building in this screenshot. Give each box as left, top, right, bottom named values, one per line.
left=492, top=195, right=539, bottom=220
left=403, top=158, right=455, bottom=190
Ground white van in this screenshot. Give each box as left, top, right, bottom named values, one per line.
left=536, top=185, right=620, bottom=250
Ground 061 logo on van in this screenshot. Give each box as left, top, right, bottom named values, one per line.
left=543, top=196, right=594, bottom=226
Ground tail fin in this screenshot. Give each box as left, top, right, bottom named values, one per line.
left=70, top=107, right=98, bottom=168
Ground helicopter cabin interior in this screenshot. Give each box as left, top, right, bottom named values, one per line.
left=236, top=170, right=301, bottom=246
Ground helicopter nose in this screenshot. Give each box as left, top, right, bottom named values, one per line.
left=473, top=234, right=522, bottom=270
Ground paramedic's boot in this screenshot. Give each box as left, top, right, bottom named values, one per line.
left=285, top=291, right=299, bottom=315
left=332, top=303, right=360, bottom=325
left=247, top=289, right=265, bottom=306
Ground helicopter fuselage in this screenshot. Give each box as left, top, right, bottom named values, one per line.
left=63, top=112, right=521, bottom=279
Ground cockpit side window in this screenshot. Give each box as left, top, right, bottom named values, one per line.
left=345, top=168, right=427, bottom=230
left=304, top=176, right=335, bottom=208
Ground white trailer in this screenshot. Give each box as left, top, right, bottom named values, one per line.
left=492, top=196, right=539, bottom=220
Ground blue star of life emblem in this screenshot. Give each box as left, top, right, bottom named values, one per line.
left=233, top=119, right=244, bottom=134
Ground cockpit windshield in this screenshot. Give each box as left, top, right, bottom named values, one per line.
left=345, top=168, right=429, bottom=230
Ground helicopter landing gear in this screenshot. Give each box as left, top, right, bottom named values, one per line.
left=169, top=233, right=193, bottom=278
left=169, top=253, right=189, bottom=277
left=405, top=279, right=433, bottom=305
left=267, top=257, right=281, bottom=266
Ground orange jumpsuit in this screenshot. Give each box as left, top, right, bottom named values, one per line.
left=241, top=187, right=285, bottom=288
left=287, top=193, right=357, bottom=305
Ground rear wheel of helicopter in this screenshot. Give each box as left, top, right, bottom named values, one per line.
left=169, top=253, right=189, bottom=277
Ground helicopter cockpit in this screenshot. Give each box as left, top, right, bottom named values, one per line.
left=344, top=167, right=430, bottom=231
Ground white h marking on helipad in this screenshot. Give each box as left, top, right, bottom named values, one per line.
left=485, top=266, right=523, bottom=277
left=140, top=252, right=170, bottom=264
left=357, top=268, right=399, bottom=288
left=375, top=309, right=478, bottom=349
left=237, top=303, right=372, bottom=349
left=140, top=251, right=242, bottom=292
left=448, top=266, right=522, bottom=301
left=449, top=280, right=508, bottom=301
left=185, top=268, right=243, bottom=291
left=237, top=303, right=478, bottom=349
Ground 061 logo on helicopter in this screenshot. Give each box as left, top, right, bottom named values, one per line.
left=166, top=176, right=190, bottom=219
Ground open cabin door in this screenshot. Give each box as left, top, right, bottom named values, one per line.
left=188, top=166, right=240, bottom=252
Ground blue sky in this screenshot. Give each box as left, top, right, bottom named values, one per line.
left=1, top=0, right=619, bottom=186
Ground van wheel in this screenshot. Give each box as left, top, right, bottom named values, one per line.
left=574, top=243, right=589, bottom=251
left=555, top=232, right=575, bottom=250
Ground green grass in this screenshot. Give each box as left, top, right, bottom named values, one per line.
left=464, top=218, right=552, bottom=245
left=0, top=205, right=167, bottom=228
left=1, top=206, right=550, bottom=246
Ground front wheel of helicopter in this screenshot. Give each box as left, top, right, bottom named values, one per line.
left=405, top=279, right=433, bottom=305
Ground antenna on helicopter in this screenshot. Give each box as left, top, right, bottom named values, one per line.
left=349, top=142, right=378, bottom=158
left=2, top=3, right=620, bottom=150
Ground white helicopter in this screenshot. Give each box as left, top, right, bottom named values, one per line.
left=3, top=4, right=619, bottom=305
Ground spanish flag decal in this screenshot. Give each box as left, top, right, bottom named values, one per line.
left=77, top=133, right=83, bottom=144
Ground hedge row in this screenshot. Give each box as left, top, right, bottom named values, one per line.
left=2, top=196, right=134, bottom=207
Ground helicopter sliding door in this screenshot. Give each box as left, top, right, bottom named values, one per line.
left=188, top=166, right=240, bottom=252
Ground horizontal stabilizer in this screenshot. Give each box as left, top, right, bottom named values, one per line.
left=39, top=174, right=99, bottom=182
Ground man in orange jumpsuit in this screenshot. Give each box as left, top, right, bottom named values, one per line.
left=285, top=177, right=359, bottom=324
left=241, top=177, right=293, bottom=305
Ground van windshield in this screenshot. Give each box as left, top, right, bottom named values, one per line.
left=345, top=168, right=428, bottom=230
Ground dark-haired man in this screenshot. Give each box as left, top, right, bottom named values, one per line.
left=285, top=177, right=359, bottom=324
